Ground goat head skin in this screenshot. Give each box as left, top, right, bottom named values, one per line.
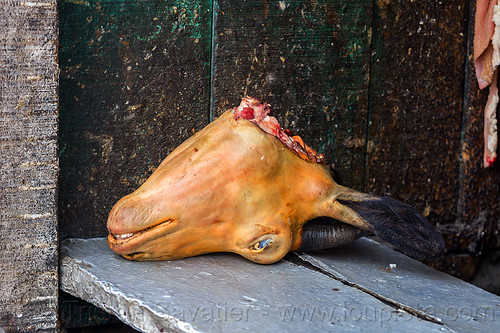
left=107, top=97, right=445, bottom=264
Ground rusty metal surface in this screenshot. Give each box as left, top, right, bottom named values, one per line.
left=298, top=238, right=500, bottom=332
left=61, top=238, right=448, bottom=333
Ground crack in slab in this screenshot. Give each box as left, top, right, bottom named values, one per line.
left=285, top=253, right=454, bottom=332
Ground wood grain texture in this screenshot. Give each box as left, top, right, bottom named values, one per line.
left=58, top=0, right=212, bottom=239
left=452, top=2, right=500, bottom=271
left=366, top=1, right=468, bottom=225
left=212, top=0, right=373, bottom=190
left=0, top=0, right=58, bottom=331
left=459, top=2, right=500, bottom=243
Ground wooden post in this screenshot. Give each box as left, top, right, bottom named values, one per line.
left=0, top=1, right=58, bottom=332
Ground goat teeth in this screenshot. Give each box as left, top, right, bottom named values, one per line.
left=115, top=233, right=134, bottom=239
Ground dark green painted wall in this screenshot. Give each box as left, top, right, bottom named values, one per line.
left=59, top=0, right=374, bottom=239
left=59, top=0, right=212, bottom=238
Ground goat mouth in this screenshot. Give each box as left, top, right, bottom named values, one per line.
left=108, top=219, right=175, bottom=253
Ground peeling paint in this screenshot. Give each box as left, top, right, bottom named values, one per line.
left=136, top=25, right=162, bottom=41
left=83, top=132, right=114, bottom=165
left=171, top=0, right=202, bottom=39
left=376, top=0, right=390, bottom=19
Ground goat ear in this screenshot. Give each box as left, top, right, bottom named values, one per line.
left=328, top=187, right=445, bottom=260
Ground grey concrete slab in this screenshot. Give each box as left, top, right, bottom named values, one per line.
left=298, top=238, right=500, bottom=333
left=60, top=238, right=447, bottom=333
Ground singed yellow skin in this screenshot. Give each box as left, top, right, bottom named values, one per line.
left=107, top=111, right=370, bottom=264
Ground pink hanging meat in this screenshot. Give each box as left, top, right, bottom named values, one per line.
left=475, top=0, right=499, bottom=167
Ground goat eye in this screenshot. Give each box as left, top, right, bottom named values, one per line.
left=251, top=238, right=272, bottom=251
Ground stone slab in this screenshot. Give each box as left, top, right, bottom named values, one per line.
left=298, top=238, right=500, bottom=332
left=60, top=238, right=447, bottom=333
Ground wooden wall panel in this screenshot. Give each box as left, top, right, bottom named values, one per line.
left=0, top=1, right=58, bottom=331
left=58, top=0, right=213, bottom=239
left=367, top=1, right=468, bottom=226
left=212, top=0, right=373, bottom=189
left=457, top=3, right=500, bottom=262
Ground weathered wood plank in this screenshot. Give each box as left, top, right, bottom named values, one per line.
left=458, top=1, right=500, bottom=252
left=61, top=238, right=446, bottom=333
left=212, top=0, right=373, bottom=190
left=58, top=0, right=213, bottom=239
left=431, top=1, right=500, bottom=285
left=366, top=1, right=468, bottom=225
left=0, top=1, right=58, bottom=331
left=298, top=238, right=500, bottom=332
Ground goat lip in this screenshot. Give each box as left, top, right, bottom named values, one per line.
left=108, top=219, right=176, bottom=253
